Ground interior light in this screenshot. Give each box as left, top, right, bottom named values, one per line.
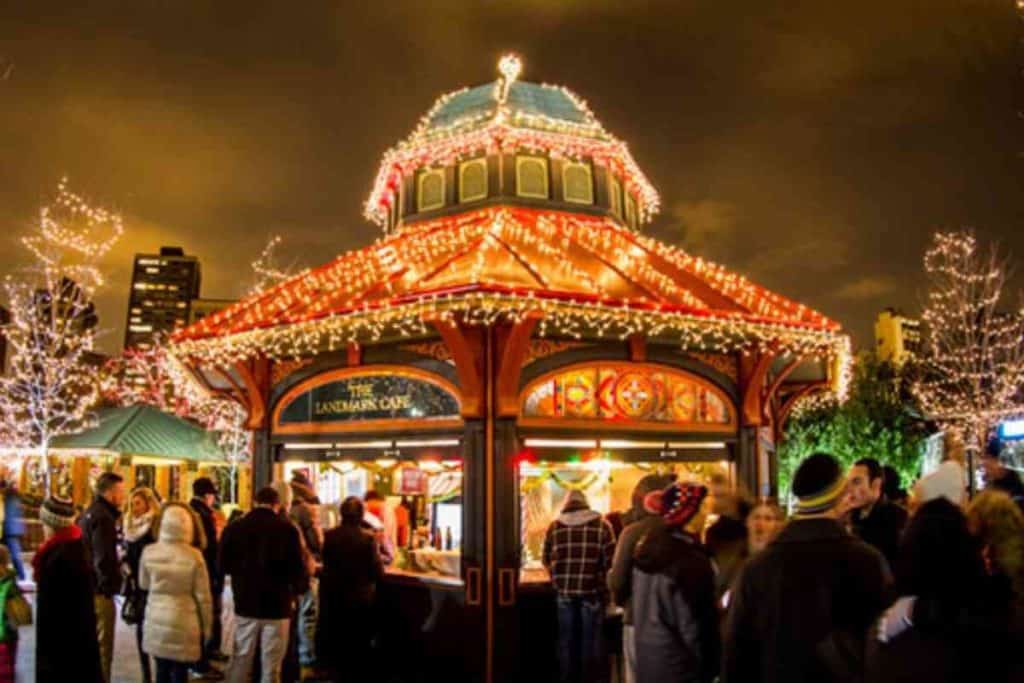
left=523, top=438, right=598, bottom=449
left=332, top=440, right=392, bottom=449
left=394, top=439, right=460, bottom=448
left=667, top=442, right=728, bottom=450
left=376, top=458, right=397, bottom=468
left=283, top=443, right=327, bottom=451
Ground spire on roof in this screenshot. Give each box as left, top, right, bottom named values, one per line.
left=496, top=53, right=522, bottom=104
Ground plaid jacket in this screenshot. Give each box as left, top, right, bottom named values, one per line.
left=542, top=507, right=616, bottom=598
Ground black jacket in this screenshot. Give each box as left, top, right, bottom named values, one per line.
left=632, top=527, right=720, bottom=683
left=317, top=523, right=383, bottom=660
left=78, top=496, right=122, bottom=597
left=190, top=497, right=221, bottom=593
left=723, top=517, right=892, bottom=683
left=220, top=507, right=309, bottom=620
left=34, top=533, right=103, bottom=683
left=851, top=501, right=908, bottom=569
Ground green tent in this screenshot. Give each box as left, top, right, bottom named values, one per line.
left=51, top=404, right=227, bottom=464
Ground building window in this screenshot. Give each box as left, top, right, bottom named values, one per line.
left=562, top=162, right=594, bottom=205
left=459, top=158, right=488, bottom=203
left=417, top=169, right=446, bottom=212
left=625, top=193, right=638, bottom=229
left=516, top=156, right=549, bottom=199
left=609, top=174, right=623, bottom=218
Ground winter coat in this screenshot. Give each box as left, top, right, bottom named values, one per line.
left=866, top=575, right=1021, bottom=683
left=32, top=526, right=103, bottom=683
left=851, top=501, right=908, bottom=570
left=542, top=503, right=616, bottom=598
left=124, top=511, right=156, bottom=582
left=722, top=517, right=892, bottom=683
left=632, top=526, right=720, bottom=683
left=78, top=496, right=123, bottom=597
left=290, top=499, right=322, bottom=560
left=1, top=491, right=24, bottom=539
left=140, top=505, right=213, bottom=664
left=220, top=507, right=309, bottom=620
left=189, top=497, right=221, bottom=594
left=608, top=513, right=664, bottom=625
left=317, top=523, right=384, bottom=666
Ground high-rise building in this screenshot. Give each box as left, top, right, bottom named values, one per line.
left=188, top=298, right=236, bottom=326
left=875, top=308, right=922, bottom=366
left=124, top=247, right=201, bottom=349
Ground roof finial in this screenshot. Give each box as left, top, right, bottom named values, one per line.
left=496, top=53, right=521, bottom=104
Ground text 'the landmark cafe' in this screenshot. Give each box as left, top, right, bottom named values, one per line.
left=172, top=56, right=849, bottom=683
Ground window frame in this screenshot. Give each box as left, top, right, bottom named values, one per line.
left=417, top=168, right=446, bottom=212
left=561, top=161, right=594, bottom=205
left=625, top=193, right=638, bottom=229
left=458, top=158, right=489, bottom=203
left=608, top=172, right=623, bottom=218
left=515, top=155, right=550, bottom=200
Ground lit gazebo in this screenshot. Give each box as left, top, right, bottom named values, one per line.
left=173, top=55, right=849, bottom=682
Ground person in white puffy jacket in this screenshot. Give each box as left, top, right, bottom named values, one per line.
left=140, top=502, right=214, bottom=683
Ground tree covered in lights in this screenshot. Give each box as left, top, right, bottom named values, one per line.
left=778, top=353, right=928, bottom=504
left=911, top=231, right=1024, bottom=455
left=103, top=342, right=251, bottom=502
left=0, top=180, right=123, bottom=492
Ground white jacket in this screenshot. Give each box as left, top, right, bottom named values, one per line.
left=140, top=503, right=213, bottom=663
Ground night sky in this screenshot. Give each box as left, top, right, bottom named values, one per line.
left=2, top=1, right=1021, bottom=353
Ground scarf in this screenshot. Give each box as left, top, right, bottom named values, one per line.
left=125, top=511, right=155, bottom=543
left=32, top=524, right=83, bottom=582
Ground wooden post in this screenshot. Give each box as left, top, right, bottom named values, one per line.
left=71, top=458, right=92, bottom=508
left=155, top=466, right=171, bottom=501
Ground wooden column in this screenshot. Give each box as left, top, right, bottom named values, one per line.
left=155, top=466, right=171, bottom=501
left=71, top=458, right=92, bottom=508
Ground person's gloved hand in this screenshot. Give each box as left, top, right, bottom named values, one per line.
left=877, top=596, right=916, bottom=643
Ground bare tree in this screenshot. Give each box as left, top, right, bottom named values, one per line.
left=0, top=179, right=123, bottom=492
left=912, top=231, right=1024, bottom=463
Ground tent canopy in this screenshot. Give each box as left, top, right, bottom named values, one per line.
left=52, top=404, right=227, bottom=464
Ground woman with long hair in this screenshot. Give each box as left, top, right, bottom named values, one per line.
left=868, top=497, right=1000, bottom=682
left=125, top=487, right=160, bottom=683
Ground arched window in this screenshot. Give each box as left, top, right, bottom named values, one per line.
left=516, top=156, right=549, bottom=199
left=608, top=174, right=623, bottom=218
left=624, top=193, right=638, bottom=229
left=417, top=169, right=446, bottom=212
left=562, top=162, right=594, bottom=205
left=459, top=158, right=488, bottom=203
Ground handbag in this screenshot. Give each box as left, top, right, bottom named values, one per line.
left=5, top=588, right=32, bottom=628
left=121, top=575, right=145, bottom=626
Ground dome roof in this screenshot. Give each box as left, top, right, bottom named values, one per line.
left=421, top=80, right=599, bottom=136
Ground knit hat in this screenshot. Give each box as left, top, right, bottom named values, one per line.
left=792, top=452, right=847, bottom=516
left=644, top=482, right=708, bottom=528
left=41, top=495, right=76, bottom=530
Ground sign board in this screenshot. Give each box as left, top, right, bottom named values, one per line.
left=278, top=373, right=460, bottom=425
left=395, top=467, right=429, bottom=496
left=999, top=419, right=1024, bottom=441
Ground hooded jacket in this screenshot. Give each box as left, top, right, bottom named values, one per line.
left=542, top=501, right=616, bottom=598
left=140, top=504, right=213, bottom=664
left=632, top=526, right=720, bottom=683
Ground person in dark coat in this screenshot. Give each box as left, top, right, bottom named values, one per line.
left=189, top=476, right=225, bottom=679
left=980, top=443, right=1024, bottom=503
left=34, top=495, right=103, bottom=683
left=847, top=458, right=908, bottom=569
left=78, top=471, right=125, bottom=683
left=221, top=486, right=309, bottom=683
left=866, top=498, right=998, bottom=683
left=723, top=452, right=892, bottom=683
left=607, top=473, right=674, bottom=683
left=632, top=482, right=720, bottom=683
left=317, top=496, right=384, bottom=680
left=0, top=481, right=26, bottom=582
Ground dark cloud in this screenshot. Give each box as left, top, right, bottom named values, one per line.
left=1, top=0, right=1021, bottom=351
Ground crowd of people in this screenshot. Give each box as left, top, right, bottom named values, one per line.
left=542, top=440, right=1024, bottom=683
left=11, top=434, right=1024, bottom=683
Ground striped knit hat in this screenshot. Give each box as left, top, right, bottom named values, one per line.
left=792, top=453, right=847, bottom=517
left=644, top=482, right=709, bottom=528
left=41, top=495, right=76, bottom=530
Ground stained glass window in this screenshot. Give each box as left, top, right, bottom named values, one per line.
left=417, top=169, right=445, bottom=211
left=459, top=158, right=488, bottom=203
left=516, top=156, right=549, bottom=199
left=521, top=364, right=733, bottom=425
left=562, top=162, right=593, bottom=204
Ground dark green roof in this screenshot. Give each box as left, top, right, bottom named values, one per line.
left=52, top=404, right=227, bottom=463
left=426, top=81, right=590, bottom=131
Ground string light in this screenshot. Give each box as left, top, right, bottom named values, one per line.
left=364, top=55, right=659, bottom=227
left=0, top=180, right=123, bottom=488
left=911, top=232, right=1024, bottom=448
